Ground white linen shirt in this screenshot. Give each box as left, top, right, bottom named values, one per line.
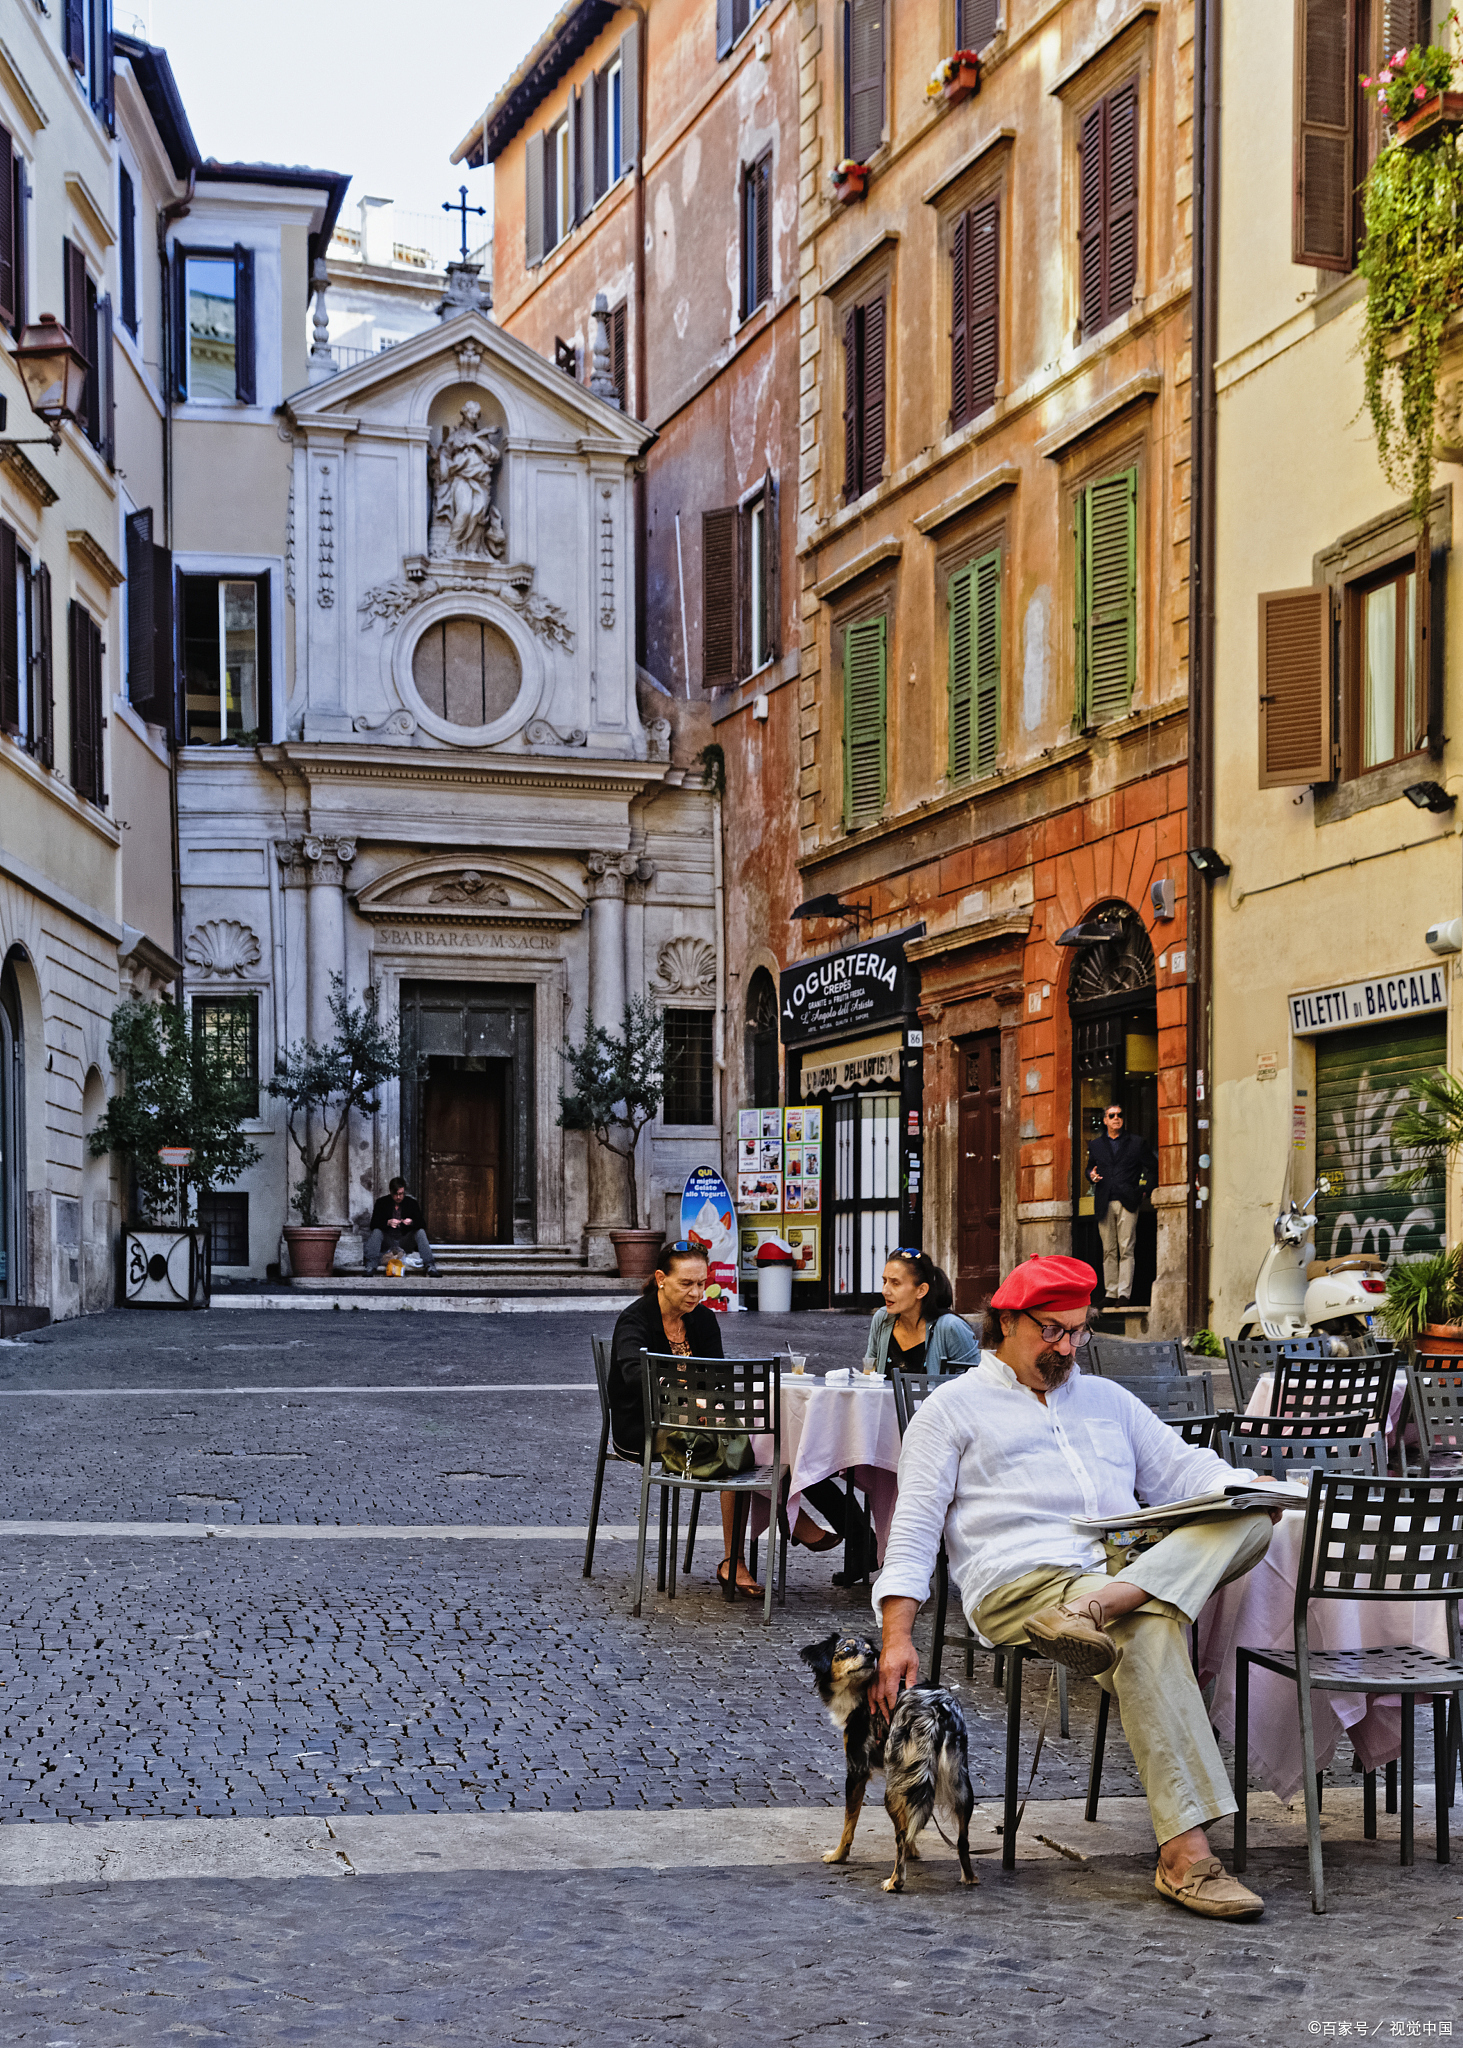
left=871, top=1352, right=1236, bottom=1622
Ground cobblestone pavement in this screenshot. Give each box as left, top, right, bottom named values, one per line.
left=0, top=1308, right=1454, bottom=2045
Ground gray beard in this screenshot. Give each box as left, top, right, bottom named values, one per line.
left=1035, top=1346, right=1075, bottom=1390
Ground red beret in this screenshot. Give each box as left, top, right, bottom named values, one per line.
left=990, top=1256, right=1097, bottom=1317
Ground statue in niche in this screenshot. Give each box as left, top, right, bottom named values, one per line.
left=428, top=402, right=506, bottom=561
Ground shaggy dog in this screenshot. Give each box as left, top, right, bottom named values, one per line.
left=800, top=1631, right=977, bottom=1892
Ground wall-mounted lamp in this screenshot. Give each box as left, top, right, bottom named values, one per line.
left=10, top=314, right=91, bottom=451
left=792, top=892, right=871, bottom=934
left=751, top=693, right=769, bottom=722
left=1186, top=846, right=1231, bottom=879
left=1151, top=877, right=1176, bottom=921
left=1056, top=919, right=1125, bottom=946
left=1404, top=780, right=1456, bottom=814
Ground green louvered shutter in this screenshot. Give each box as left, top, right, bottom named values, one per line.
left=948, top=548, right=1000, bottom=782
left=948, top=562, right=974, bottom=781
left=1077, top=467, right=1136, bottom=728
left=844, top=616, right=887, bottom=824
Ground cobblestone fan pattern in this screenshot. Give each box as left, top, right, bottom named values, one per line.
left=0, top=1542, right=1144, bottom=1821
left=1, top=1859, right=1459, bottom=2046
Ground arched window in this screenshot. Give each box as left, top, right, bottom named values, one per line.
left=411, top=618, right=521, bottom=727
left=745, top=968, right=779, bottom=1107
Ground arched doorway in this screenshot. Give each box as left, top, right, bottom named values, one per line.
left=1068, top=902, right=1159, bottom=1308
left=0, top=953, right=24, bottom=1306
left=744, top=968, right=779, bottom=1108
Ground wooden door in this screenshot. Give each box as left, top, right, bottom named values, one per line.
left=422, top=1067, right=504, bottom=1243
left=956, top=1033, right=1002, bottom=1312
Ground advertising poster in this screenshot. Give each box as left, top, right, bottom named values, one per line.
left=738, top=1109, right=760, bottom=1142
left=741, top=1222, right=821, bottom=1283
left=737, top=1172, right=783, bottom=1214
left=681, top=1166, right=739, bottom=1311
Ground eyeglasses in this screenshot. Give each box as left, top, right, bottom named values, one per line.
left=1023, top=1312, right=1092, bottom=1348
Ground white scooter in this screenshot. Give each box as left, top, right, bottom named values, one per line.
left=1238, top=1186, right=1386, bottom=1347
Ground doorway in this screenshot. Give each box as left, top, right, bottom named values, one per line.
left=400, top=981, right=535, bottom=1244
left=0, top=955, right=21, bottom=1304
left=1068, top=906, right=1159, bottom=1308
left=956, top=1032, right=1002, bottom=1313
left=829, top=1089, right=900, bottom=1303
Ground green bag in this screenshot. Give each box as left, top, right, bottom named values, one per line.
left=659, top=1429, right=755, bottom=1481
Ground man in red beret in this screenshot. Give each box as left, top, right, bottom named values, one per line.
left=871, top=1253, right=1278, bottom=1921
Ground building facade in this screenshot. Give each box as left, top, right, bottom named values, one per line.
left=787, top=0, right=1195, bottom=1324
left=1206, top=0, right=1462, bottom=1332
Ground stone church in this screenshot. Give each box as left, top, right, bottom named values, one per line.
left=176, top=299, right=720, bottom=1275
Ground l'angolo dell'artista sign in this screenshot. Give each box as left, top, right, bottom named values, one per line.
left=1289, top=965, right=1448, bottom=1036
left=780, top=925, right=924, bottom=1043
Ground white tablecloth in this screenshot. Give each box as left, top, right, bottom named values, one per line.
left=1197, top=1509, right=1451, bottom=1801
left=1246, top=1372, right=1406, bottom=1442
left=748, top=1377, right=901, bottom=1556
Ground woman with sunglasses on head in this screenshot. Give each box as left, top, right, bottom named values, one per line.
left=865, top=1248, right=982, bottom=1379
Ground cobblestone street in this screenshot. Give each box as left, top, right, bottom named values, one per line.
left=0, top=1309, right=1455, bottom=2045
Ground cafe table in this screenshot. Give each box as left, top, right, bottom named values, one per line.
left=746, top=1371, right=902, bottom=1562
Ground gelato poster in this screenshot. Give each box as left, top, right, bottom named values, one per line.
left=680, top=1165, right=739, bottom=1312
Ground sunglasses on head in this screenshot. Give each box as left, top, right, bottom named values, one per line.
left=892, top=1247, right=925, bottom=1261
left=664, top=1241, right=704, bottom=1257
left=1023, top=1312, right=1093, bottom=1348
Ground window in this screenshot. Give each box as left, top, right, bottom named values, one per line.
left=180, top=572, right=270, bottom=745
left=411, top=616, right=521, bottom=728
left=64, top=237, right=113, bottom=460
left=702, top=477, right=778, bottom=689
left=64, top=0, right=113, bottom=128
left=1077, top=80, right=1139, bottom=337
left=663, top=1010, right=714, bottom=1124
left=124, top=509, right=173, bottom=731
left=843, top=613, right=887, bottom=824
left=67, top=599, right=105, bottom=805
left=716, top=0, right=772, bottom=60
left=1352, top=560, right=1424, bottom=771
left=174, top=246, right=256, bottom=404
left=842, top=294, right=886, bottom=502
left=0, top=125, right=27, bottom=337
left=957, top=0, right=1000, bottom=43
left=194, top=995, right=259, bottom=1119
left=1074, top=466, right=1137, bottom=728
left=527, top=31, right=638, bottom=266
left=546, top=115, right=572, bottom=250
left=1294, top=0, right=1431, bottom=271
left=742, top=149, right=772, bottom=319
left=0, top=524, right=28, bottom=746
left=948, top=548, right=1001, bottom=781
left=196, top=1192, right=249, bottom=1267
left=118, top=164, right=136, bottom=334
left=951, top=196, right=999, bottom=429
left=843, top=0, right=885, bottom=163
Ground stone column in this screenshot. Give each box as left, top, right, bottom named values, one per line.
left=303, top=834, right=355, bottom=1228
left=584, top=852, right=632, bottom=1266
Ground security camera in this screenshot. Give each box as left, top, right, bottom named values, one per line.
left=1151, top=877, right=1176, bottom=921
left=1425, top=917, right=1463, bottom=956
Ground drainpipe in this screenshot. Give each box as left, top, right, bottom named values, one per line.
left=158, top=172, right=193, bottom=1010
left=1186, top=0, right=1220, bottom=1330
left=627, top=2, right=649, bottom=665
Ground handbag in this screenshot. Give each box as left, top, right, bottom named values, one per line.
left=659, top=1429, right=755, bottom=1480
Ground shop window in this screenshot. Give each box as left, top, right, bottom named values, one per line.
left=180, top=572, right=270, bottom=746
left=842, top=293, right=886, bottom=502
left=193, top=994, right=259, bottom=1119
left=1074, top=466, right=1137, bottom=729
left=742, top=148, right=773, bottom=319
left=702, top=476, right=778, bottom=689
left=1077, top=79, right=1139, bottom=337
left=951, top=196, right=999, bottom=431
left=843, top=613, right=887, bottom=824
left=174, top=246, right=255, bottom=404
left=843, top=0, right=885, bottom=163
left=197, top=1192, right=249, bottom=1268
left=1293, top=0, right=1430, bottom=272
left=663, top=1010, right=715, bottom=1124
left=948, top=548, right=1001, bottom=781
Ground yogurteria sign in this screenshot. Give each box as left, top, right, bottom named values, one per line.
left=780, top=925, right=923, bottom=1043
left=1289, top=966, right=1448, bottom=1036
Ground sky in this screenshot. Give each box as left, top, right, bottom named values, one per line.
left=124, top=0, right=564, bottom=265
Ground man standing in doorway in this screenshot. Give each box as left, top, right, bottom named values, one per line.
left=1086, top=1105, right=1155, bottom=1305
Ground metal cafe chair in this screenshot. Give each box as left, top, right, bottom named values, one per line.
left=584, top=1335, right=664, bottom=1580
left=1234, top=1470, right=1463, bottom=1912
left=1218, top=1429, right=1386, bottom=1483
left=1106, top=1370, right=1216, bottom=1426
left=1404, top=1354, right=1463, bottom=1478
left=1272, top=1353, right=1397, bottom=1429
left=890, top=1369, right=979, bottom=1686
left=1088, top=1336, right=1186, bottom=1379
left=634, top=1350, right=789, bottom=1623
left=1224, top=1335, right=1331, bottom=1412
left=1227, top=1410, right=1372, bottom=1441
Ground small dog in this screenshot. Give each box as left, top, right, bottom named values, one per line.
left=800, top=1632, right=977, bottom=1892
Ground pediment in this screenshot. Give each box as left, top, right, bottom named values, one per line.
left=353, top=855, right=584, bottom=929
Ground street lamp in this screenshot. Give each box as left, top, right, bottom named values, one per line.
left=11, top=314, right=90, bottom=450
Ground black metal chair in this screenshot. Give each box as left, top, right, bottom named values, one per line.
left=1224, top=1335, right=1332, bottom=1411
left=1218, top=1429, right=1386, bottom=1483
left=1404, top=1354, right=1463, bottom=1477
left=890, top=1370, right=976, bottom=1685
left=634, top=1350, right=789, bottom=1622
left=1235, top=1470, right=1463, bottom=1912
left=1106, top=1370, right=1216, bottom=1425
left=1088, top=1336, right=1186, bottom=1379
left=1272, top=1353, right=1397, bottom=1428
left=585, top=1335, right=652, bottom=1578
left=1226, top=1410, right=1372, bottom=1442
left=1167, top=1411, right=1232, bottom=1448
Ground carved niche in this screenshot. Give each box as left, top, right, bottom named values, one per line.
left=651, top=935, right=716, bottom=999
left=428, top=402, right=506, bottom=562
left=185, top=919, right=262, bottom=978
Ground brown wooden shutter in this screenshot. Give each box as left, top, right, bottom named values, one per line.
left=754, top=153, right=772, bottom=309
left=702, top=506, right=739, bottom=689
left=1077, top=101, right=1105, bottom=335
left=1258, top=585, right=1332, bottom=786
left=968, top=196, right=999, bottom=418
left=0, top=125, right=15, bottom=330
left=119, top=163, right=136, bottom=332
left=610, top=301, right=626, bottom=406
left=33, top=559, right=52, bottom=765
left=233, top=247, right=255, bottom=403
left=959, top=0, right=1000, bottom=43
left=12, top=148, right=25, bottom=333
left=98, top=291, right=115, bottom=464
left=63, top=237, right=86, bottom=350
left=64, top=0, right=85, bottom=72
left=845, top=0, right=885, bottom=163
left=125, top=508, right=155, bottom=711
left=0, top=521, right=17, bottom=734
left=583, top=73, right=600, bottom=207
left=763, top=469, right=780, bottom=665
left=524, top=131, right=546, bottom=267
left=1420, top=523, right=1446, bottom=758
left=950, top=212, right=968, bottom=428
left=860, top=295, right=885, bottom=491
left=1105, top=81, right=1139, bottom=322
left=842, top=305, right=862, bottom=503
left=1293, top=0, right=1355, bottom=272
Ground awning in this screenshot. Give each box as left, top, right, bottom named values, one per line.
left=799, top=1028, right=903, bottom=1098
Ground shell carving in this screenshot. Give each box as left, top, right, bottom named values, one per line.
left=651, top=935, right=716, bottom=999
left=185, top=919, right=262, bottom=979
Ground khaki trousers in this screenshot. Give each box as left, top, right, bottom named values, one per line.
left=1096, top=1199, right=1137, bottom=1297
left=974, top=1512, right=1274, bottom=1846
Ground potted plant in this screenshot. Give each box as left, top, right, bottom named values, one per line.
left=926, top=51, right=981, bottom=108
left=558, top=996, right=667, bottom=1277
left=1184, top=1326, right=1224, bottom=1364
left=831, top=158, right=869, bottom=204
left=1366, top=17, right=1463, bottom=143
left=1377, top=1246, right=1463, bottom=1347
left=267, top=975, right=400, bottom=1278
left=89, top=996, right=262, bottom=1307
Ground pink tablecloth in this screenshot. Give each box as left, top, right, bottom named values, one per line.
left=748, top=1378, right=901, bottom=1556
left=1197, top=1508, right=1450, bottom=1801
left=1246, top=1372, right=1406, bottom=1442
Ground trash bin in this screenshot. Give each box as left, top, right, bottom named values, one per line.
left=755, top=1237, right=795, bottom=1314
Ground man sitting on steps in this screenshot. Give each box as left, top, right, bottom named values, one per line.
left=364, top=1177, right=440, bottom=1277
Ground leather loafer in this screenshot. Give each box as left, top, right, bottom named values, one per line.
left=1025, top=1599, right=1116, bottom=1677
left=1155, top=1855, right=1264, bottom=1919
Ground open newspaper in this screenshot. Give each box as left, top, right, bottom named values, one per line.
left=1071, top=1481, right=1311, bottom=1537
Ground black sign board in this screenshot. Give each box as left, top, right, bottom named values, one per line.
left=780, top=925, right=924, bottom=1045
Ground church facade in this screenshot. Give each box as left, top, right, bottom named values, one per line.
left=176, top=298, right=721, bottom=1274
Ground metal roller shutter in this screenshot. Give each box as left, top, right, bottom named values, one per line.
left=1315, top=1016, right=1447, bottom=1271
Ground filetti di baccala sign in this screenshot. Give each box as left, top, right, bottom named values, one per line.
left=1289, top=965, right=1448, bottom=1036
left=780, top=925, right=924, bottom=1044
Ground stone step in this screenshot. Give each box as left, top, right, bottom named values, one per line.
left=283, top=1271, right=628, bottom=1296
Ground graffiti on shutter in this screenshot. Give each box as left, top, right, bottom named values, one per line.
left=1316, top=1017, right=1446, bottom=1270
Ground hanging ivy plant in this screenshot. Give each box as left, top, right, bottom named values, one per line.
left=1358, top=15, right=1463, bottom=525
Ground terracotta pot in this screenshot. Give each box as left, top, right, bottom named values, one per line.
left=942, top=62, right=980, bottom=105
left=1396, top=91, right=1463, bottom=145
left=608, top=1228, right=663, bottom=1279
left=1418, top=1323, right=1463, bottom=1356
left=283, top=1225, right=342, bottom=1279
left=832, top=170, right=867, bottom=204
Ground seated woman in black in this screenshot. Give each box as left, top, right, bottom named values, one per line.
left=609, top=1240, right=838, bottom=1596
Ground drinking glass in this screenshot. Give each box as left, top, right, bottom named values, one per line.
left=788, top=1351, right=807, bottom=1376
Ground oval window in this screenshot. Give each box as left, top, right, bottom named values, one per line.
left=411, top=618, right=521, bottom=727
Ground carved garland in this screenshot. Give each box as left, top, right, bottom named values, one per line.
left=356, top=574, right=574, bottom=650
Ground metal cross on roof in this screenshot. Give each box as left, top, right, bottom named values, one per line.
left=443, top=184, right=487, bottom=264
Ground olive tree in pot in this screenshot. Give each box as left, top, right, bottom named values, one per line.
left=267, top=975, right=400, bottom=1278
left=88, top=997, right=262, bottom=1305
left=558, top=997, right=666, bottom=1276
